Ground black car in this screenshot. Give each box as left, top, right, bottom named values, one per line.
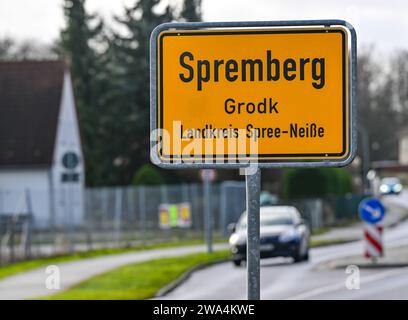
left=229, top=206, right=310, bottom=266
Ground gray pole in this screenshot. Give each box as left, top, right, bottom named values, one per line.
left=114, top=187, right=122, bottom=245
left=47, top=170, right=56, bottom=252
left=138, top=186, right=146, bottom=243
left=204, top=174, right=213, bottom=253
left=24, top=189, right=33, bottom=259
left=67, top=185, right=75, bottom=254
left=246, top=167, right=261, bottom=300
left=220, top=182, right=227, bottom=238
left=359, top=126, right=370, bottom=194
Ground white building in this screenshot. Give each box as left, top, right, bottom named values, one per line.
left=0, top=61, right=85, bottom=228
left=399, top=128, right=408, bottom=165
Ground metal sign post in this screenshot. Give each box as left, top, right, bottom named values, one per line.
left=200, top=169, right=216, bottom=253
left=204, top=180, right=212, bottom=253
left=245, top=168, right=261, bottom=300
left=204, top=174, right=213, bottom=253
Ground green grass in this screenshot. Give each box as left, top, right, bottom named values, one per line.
left=0, top=238, right=227, bottom=281
left=310, top=227, right=331, bottom=236
left=43, top=237, right=354, bottom=300
left=310, top=238, right=354, bottom=247
left=332, top=218, right=360, bottom=228
left=45, top=251, right=230, bottom=300
left=0, top=231, right=354, bottom=286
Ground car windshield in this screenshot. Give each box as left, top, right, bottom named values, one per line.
left=238, top=210, right=294, bottom=229
left=381, top=178, right=400, bottom=185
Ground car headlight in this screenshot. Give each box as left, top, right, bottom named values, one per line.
left=393, top=184, right=403, bottom=192
left=279, top=229, right=298, bottom=242
left=229, top=233, right=241, bottom=246
left=380, top=185, right=390, bottom=193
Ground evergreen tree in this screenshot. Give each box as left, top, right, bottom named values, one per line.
left=60, top=0, right=107, bottom=185
left=180, top=0, right=202, bottom=21
left=61, top=0, right=104, bottom=109
left=106, top=0, right=175, bottom=184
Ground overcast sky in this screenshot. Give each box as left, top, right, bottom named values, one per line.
left=0, top=0, right=407, bottom=53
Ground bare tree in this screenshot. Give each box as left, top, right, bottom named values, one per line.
left=357, top=50, right=399, bottom=161
left=0, top=37, right=56, bottom=61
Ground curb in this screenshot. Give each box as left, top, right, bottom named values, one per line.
left=310, top=238, right=359, bottom=247
left=155, top=258, right=231, bottom=298
left=386, top=212, right=408, bottom=229
left=382, top=199, right=408, bottom=228
left=332, top=263, right=408, bottom=269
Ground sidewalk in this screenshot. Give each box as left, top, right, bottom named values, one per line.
left=320, top=245, right=408, bottom=270
left=0, top=243, right=228, bottom=300
left=312, top=223, right=362, bottom=243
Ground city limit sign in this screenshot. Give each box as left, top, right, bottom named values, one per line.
left=150, top=21, right=356, bottom=168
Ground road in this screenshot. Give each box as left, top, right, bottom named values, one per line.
left=162, top=193, right=408, bottom=300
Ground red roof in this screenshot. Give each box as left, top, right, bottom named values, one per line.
left=0, top=60, right=66, bottom=168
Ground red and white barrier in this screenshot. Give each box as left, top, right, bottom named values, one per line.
left=364, top=223, right=383, bottom=258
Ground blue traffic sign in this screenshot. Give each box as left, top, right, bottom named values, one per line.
left=359, top=198, right=385, bottom=224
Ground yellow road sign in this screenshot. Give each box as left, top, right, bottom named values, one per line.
left=151, top=24, right=354, bottom=166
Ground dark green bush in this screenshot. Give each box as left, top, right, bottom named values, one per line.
left=132, top=164, right=164, bottom=186
left=283, top=168, right=352, bottom=199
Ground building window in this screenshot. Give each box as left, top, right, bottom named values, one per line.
left=61, top=172, right=79, bottom=183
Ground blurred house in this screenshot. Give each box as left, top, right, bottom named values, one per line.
left=399, top=128, right=408, bottom=165
left=0, top=61, right=84, bottom=227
